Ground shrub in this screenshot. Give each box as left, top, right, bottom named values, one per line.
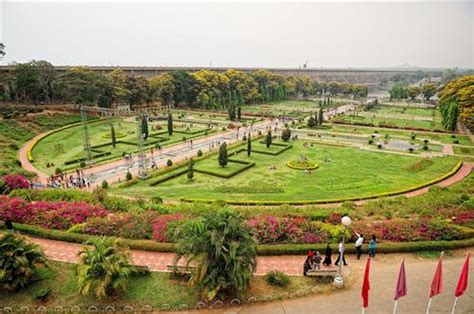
left=78, top=237, right=135, bottom=299
left=264, top=270, right=290, bottom=287
left=152, top=213, right=183, bottom=242
left=101, top=180, right=109, bottom=189
left=407, top=147, right=415, bottom=153
left=453, top=139, right=459, bottom=144
left=54, top=168, right=62, bottom=175
left=174, top=210, right=257, bottom=300
left=423, top=144, right=429, bottom=151
left=377, top=144, right=383, bottom=149
left=2, top=175, right=29, bottom=190
left=167, top=159, right=173, bottom=167
left=151, top=196, right=163, bottom=204
left=125, top=172, right=132, bottom=181
left=368, top=139, right=374, bottom=145
left=0, top=233, right=48, bottom=292
left=80, top=161, right=86, bottom=168
left=32, top=287, right=52, bottom=301
left=197, top=150, right=203, bottom=157
left=281, top=128, right=291, bottom=141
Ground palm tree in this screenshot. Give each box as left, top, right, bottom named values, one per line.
left=0, top=233, right=48, bottom=292
left=77, top=237, right=135, bottom=299
left=174, top=210, right=257, bottom=300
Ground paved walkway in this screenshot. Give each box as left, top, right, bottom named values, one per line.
left=217, top=252, right=474, bottom=314
left=25, top=236, right=314, bottom=276
left=18, top=119, right=275, bottom=187
left=26, top=235, right=474, bottom=313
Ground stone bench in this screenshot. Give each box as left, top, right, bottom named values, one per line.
left=306, top=268, right=338, bottom=278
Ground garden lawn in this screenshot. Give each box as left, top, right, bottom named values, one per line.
left=320, top=124, right=473, bottom=146
left=32, top=117, right=212, bottom=174
left=453, top=145, right=474, bottom=156
left=111, top=140, right=460, bottom=203
left=0, top=260, right=330, bottom=310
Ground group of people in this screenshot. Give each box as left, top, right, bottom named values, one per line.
left=47, top=170, right=91, bottom=189
left=303, top=233, right=378, bottom=276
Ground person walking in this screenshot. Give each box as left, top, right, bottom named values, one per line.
left=334, top=241, right=348, bottom=266
left=355, top=232, right=364, bottom=260
left=368, top=235, right=377, bottom=258
left=323, top=243, right=332, bottom=267
left=313, top=251, right=322, bottom=270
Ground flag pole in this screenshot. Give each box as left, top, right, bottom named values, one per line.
left=451, top=297, right=458, bottom=314
left=426, top=298, right=432, bottom=314
left=393, top=300, right=398, bottom=314
left=362, top=307, right=365, bottom=314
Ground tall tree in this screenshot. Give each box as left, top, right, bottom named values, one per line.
left=187, top=159, right=195, bottom=181
left=110, top=124, right=117, bottom=148
left=407, top=85, right=421, bottom=100
left=438, top=75, right=473, bottom=129
left=265, top=130, right=272, bottom=148
left=141, top=115, right=149, bottom=140
left=237, top=106, right=242, bottom=121
left=422, top=83, right=437, bottom=100
left=247, top=133, right=251, bottom=156
left=218, top=142, right=228, bottom=167
left=318, top=108, right=324, bottom=125
left=167, top=113, right=173, bottom=135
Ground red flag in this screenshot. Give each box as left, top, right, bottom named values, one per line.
left=454, top=253, right=470, bottom=297
left=394, top=258, right=407, bottom=300
left=429, top=253, right=444, bottom=298
left=361, top=257, right=371, bottom=308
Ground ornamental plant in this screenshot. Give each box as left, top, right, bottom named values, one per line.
left=78, top=237, right=135, bottom=299
left=174, top=210, right=257, bottom=300
left=0, top=233, right=48, bottom=292
left=2, top=175, right=29, bottom=191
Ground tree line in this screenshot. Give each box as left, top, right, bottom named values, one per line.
left=0, top=60, right=369, bottom=109
left=389, top=82, right=437, bottom=101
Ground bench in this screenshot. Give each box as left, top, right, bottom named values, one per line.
left=306, top=268, right=338, bottom=278
left=166, top=264, right=197, bottom=275
left=134, top=265, right=150, bottom=276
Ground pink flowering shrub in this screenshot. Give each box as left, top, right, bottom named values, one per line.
left=247, top=216, right=325, bottom=244
left=152, top=213, right=183, bottom=242
left=2, top=175, right=29, bottom=190
left=0, top=196, right=108, bottom=230
left=352, top=218, right=466, bottom=242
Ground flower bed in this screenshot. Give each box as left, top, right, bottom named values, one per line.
left=102, top=131, right=127, bottom=139
left=286, top=160, right=319, bottom=170
left=0, top=196, right=108, bottom=230
left=2, top=175, right=30, bottom=190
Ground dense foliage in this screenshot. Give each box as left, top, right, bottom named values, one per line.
left=78, top=237, right=135, bottom=299
left=0, top=61, right=373, bottom=110
left=174, top=210, right=257, bottom=300
left=438, top=75, right=473, bottom=130
left=0, top=233, right=48, bottom=292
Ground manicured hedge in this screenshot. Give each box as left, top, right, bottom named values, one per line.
left=180, top=161, right=464, bottom=205
left=2, top=223, right=473, bottom=256
left=194, top=160, right=255, bottom=179
left=252, top=143, right=292, bottom=156
left=148, top=169, right=188, bottom=186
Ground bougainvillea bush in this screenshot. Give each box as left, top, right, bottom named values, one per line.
left=247, top=216, right=326, bottom=244
left=351, top=218, right=467, bottom=242
left=0, top=196, right=108, bottom=230
left=1, top=174, right=29, bottom=191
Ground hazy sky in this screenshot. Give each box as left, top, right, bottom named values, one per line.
left=1, top=1, right=473, bottom=68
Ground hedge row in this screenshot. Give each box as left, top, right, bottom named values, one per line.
left=252, top=143, right=293, bottom=156
left=149, top=169, right=188, bottom=186
left=64, top=151, right=112, bottom=165
left=286, top=160, right=319, bottom=170
left=3, top=223, right=473, bottom=256
left=180, top=161, right=464, bottom=206
left=330, top=120, right=450, bottom=134
left=173, top=128, right=211, bottom=135
left=194, top=160, right=255, bottom=179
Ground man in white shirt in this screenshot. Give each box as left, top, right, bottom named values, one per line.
left=355, top=232, right=364, bottom=260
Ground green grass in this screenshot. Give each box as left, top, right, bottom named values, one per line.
left=453, top=145, right=474, bottom=156
left=0, top=113, right=84, bottom=177
left=332, top=105, right=444, bottom=131
left=32, top=117, right=213, bottom=174
left=241, top=99, right=342, bottom=116
left=0, top=260, right=333, bottom=310
left=111, top=140, right=460, bottom=202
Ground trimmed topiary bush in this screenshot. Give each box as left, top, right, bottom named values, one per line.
left=125, top=172, right=132, bottom=181
left=167, top=159, right=173, bottom=167
left=101, top=180, right=109, bottom=189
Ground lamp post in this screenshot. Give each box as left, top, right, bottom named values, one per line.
left=334, top=215, right=351, bottom=287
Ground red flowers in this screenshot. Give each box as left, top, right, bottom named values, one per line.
left=152, top=213, right=182, bottom=242
left=0, top=196, right=108, bottom=230
left=2, top=175, right=29, bottom=190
